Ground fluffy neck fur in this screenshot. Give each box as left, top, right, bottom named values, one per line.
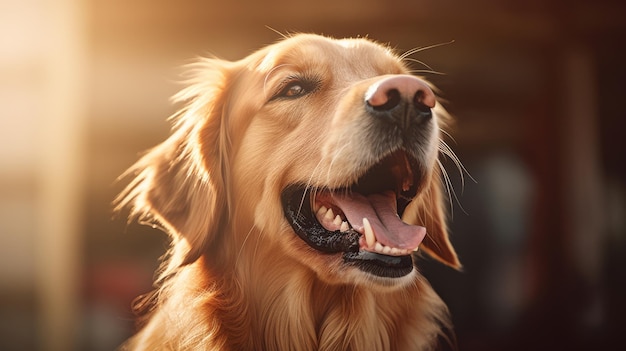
left=124, top=226, right=450, bottom=351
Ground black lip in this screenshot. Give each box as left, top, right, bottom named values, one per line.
left=281, top=185, right=415, bottom=278
left=281, top=185, right=360, bottom=253
left=343, top=251, right=413, bottom=278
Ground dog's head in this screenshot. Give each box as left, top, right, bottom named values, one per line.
left=117, top=34, right=460, bottom=289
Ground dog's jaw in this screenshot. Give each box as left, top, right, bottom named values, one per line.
left=280, top=145, right=435, bottom=285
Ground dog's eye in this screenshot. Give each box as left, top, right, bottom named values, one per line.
left=274, top=81, right=308, bottom=100
left=282, top=83, right=306, bottom=98
left=271, top=78, right=319, bottom=101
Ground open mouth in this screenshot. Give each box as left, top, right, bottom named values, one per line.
left=281, top=150, right=427, bottom=278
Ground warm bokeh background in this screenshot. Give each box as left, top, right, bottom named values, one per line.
left=1, top=0, right=624, bottom=350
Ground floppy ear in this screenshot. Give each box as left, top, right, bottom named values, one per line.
left=404, top=174, right=461, bottom=269
left=115, top=59, right=232, bottom=266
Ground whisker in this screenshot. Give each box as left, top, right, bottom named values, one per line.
left=399, top=40, right=456, bottom=60
left=265, top=25, right=288, bottom=39
left=439, top=139, right=477, bottom=190
left=440, top=129, right=457, bottom=143
left=437, top=139, right=473, bottom=216
left=436, top=159, right=455, bottom=216
left=401, top=58, right=440, bottom=74
left=438, top=140, right=464, bottom=191
left=407, top=69, right=448, bottom=76
left=439, top=159, right=470, bottom=217
left=400, top=40, right=455, bottom=77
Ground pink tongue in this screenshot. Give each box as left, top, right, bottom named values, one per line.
left=333, top=191, right=426, bottom=250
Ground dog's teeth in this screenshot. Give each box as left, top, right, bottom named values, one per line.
left=413, top=246, right=419, bottom=252
left=317, top=206, right=328, bottom=217
left=324, top=208, right=335, bottom=221
left=363, top=218, right=375, bottom=248
left=333, top=215, right=342, bottom=226
left=372, top=241, right=413, bottom=256
left=340, top=221, right=350, bottom=232
left=374, top=242, right=383, bottom=253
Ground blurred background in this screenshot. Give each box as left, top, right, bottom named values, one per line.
left=1, top=0, right=625, bottom=350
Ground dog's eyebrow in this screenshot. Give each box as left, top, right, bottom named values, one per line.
left=262, top=63, right=296, bottom=100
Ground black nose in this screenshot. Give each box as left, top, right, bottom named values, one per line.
left=365, top=75, right=435, bottom=128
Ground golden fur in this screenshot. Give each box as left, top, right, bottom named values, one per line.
left=116, top=33, right=461, bottom=351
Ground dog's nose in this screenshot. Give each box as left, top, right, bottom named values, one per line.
left=365, top=75, right=436, bottom=127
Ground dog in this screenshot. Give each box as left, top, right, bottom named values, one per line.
left=116, top=33, right=461, bottom=351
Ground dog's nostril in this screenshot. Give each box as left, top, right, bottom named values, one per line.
left=414, top=91, right=433, bottom=118
left=367, top=87, right=433, bottom=119
left=369, top=89, right=401, bottom=111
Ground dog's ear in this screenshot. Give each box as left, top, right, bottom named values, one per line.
left=115, top=59, right=233, bottom=266
left=404, top=175, right=461, bottom=269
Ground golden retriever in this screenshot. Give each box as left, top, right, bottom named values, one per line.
left=116, top=33, right=461, bottom=351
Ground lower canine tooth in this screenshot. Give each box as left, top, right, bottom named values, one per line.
left=362, top=218, right=375, bottom=248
